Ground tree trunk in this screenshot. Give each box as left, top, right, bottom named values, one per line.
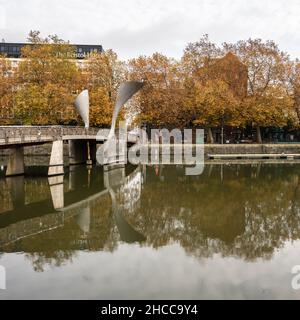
left=256, top=125, right=262, bottom=144
left=207, top=128, right=214, bottom=144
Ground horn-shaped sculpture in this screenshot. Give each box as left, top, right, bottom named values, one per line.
left=108, top=81, right=144, bottom=138
left=75, top=90, right=89, bottom=129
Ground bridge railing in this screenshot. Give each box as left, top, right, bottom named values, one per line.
left=60, top=126, right=100, bottom=137
left=0, top=126, right=101, bottom=145
left=0, top=126, right=61, bottom=143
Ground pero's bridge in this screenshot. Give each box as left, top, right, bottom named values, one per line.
left=0, top=125, right=138, bottom=177
left=0, top=81, right=144, bottom=177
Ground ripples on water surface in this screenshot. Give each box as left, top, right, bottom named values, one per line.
left=1, top=160, right=300, bottom=299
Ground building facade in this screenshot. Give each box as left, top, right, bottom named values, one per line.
left=0, top=42, right=103, bottom=59
left=199, top=52, right=248, bottom=99
left=0, top=42, right=104, bottom=70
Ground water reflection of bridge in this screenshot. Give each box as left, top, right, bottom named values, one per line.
left=2, top=163, right=300, bottom=264
left=0, top=164, right=144, bottom=248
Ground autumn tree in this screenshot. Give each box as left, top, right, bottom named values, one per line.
left=85, top=49, right=125, bottom=101
left=83, top=49, right=126, bottom=126
left=186, top=80, right=243, bottom=143
left=294, top=61, right=300, bottom=123
left=1, top=31, right=128, bottom=127
left=2, top=30, right=299, bottom=141
left=286, top=60, right=300, bottom=125
left=181, top=34, right=223, bottom=77
left=0, top=56, right=16, bottom=125
left=89, top=87, right=114, bottom=127
left=12, top=31, right=83, bottom=125
left=181, top=35, right=247, bottom=142
left=224, top=39, right=296, bottom=143
left=128, top=53, right=188, bottom=129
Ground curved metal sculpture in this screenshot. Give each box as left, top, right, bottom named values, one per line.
left=75, top=81, right=143, bottom=133
left=75, top=90, right=89, bottom=129
left=108, top=81, right=144, bottom=138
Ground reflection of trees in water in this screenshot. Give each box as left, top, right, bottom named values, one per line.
left=17, top=167, right=143, bottom=271
left=3, top=164, right=300, bottom=271
left=25, top=251, right=75, bottom=273
left=123, top=164, right=300, bottom=261
left=0, top=178, right=51, bottom=214
left=3, top=194, right=117, bottom=272
left=0, top=180, right=13, bottom=213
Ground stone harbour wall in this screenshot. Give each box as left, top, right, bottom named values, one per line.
left=204, top=144, right=300, bottom=156
left=0, top=143, right=69, bottom=156
left=1, top=143, right=300, bottom=158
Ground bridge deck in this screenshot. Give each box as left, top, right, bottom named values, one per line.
left=0, top=126, right=138, bottom=148
left=0, top=126, right=99, bottom=147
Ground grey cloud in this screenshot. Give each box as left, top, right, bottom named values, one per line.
left=0, top=0, right=299, bottom=60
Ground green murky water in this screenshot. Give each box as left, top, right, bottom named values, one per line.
left=1, top=161, right=300, bottom=299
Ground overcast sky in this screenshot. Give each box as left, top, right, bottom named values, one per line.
left=0, top=0, right=299, bottom=60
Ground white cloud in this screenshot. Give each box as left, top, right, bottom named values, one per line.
left=0, top=0, right=299, bottom=59
left=0, top=2, right=7, bottom=30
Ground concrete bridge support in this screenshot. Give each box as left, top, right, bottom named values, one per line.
left=6, top=147, right=24, bottom=177
left=48, top=140, right=64, bottom=176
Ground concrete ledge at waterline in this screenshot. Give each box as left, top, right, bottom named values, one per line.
left=205, top=143, right=300, bottom=160
left=204, top=143, right=300, bottom=155
left=208, top=153, right=300, bottom=160
left=137, top=143, right=300, bottom=156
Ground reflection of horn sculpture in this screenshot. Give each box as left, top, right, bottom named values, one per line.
left=108, top=81, right=144, bottom=139
left=104, top=164, right=146, bottom=243
left=108, top=188, right=146, bottom=243
left=75, top=90, right=89, bottom=129
left=114, top=206, right=146, bottom=243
